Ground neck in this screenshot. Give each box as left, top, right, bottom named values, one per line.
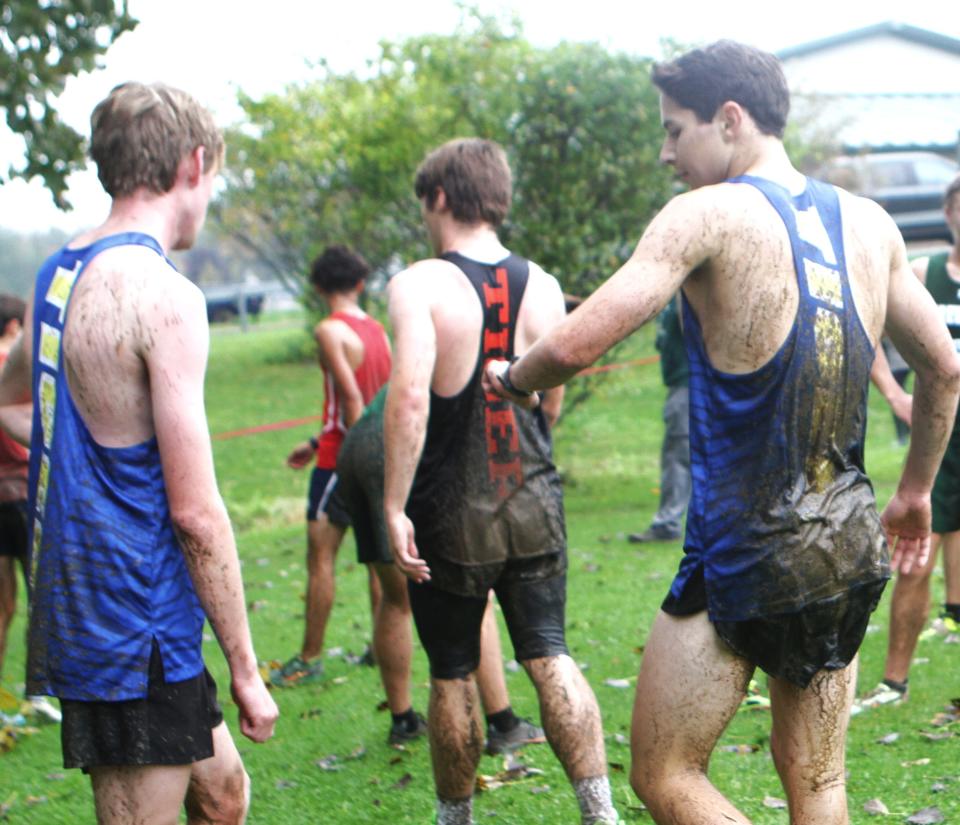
left=327, top=291, right=362, bottom=315
left=72, top=190, right=180, bottom=253
left=434, top=220, right=508, bottom=262
left=733, top=136, right=805, bottom=193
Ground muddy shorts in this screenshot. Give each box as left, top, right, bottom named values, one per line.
left=409, top=555, right=569, bottom=680
left=0, top=501, right=27, bottom=562
left=331, top=430, right=391, bottom=565
left=60, top=642, right=223, bottom=770
left=663, top=567, right=887, bottom=688
left=307, top=467, right=351, bottom=527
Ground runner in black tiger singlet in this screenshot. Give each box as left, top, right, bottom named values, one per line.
left=384, top=138, right=621, bottom=825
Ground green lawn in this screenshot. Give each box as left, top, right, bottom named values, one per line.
left=1, top=317, right=958, bottom=824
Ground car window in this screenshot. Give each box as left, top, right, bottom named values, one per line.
left=914, top=156, right=958, bottom=185
left=869, top=160, right=915, bottom=188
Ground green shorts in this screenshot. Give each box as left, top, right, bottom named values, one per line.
left=932, top=430, right=960, bottom=534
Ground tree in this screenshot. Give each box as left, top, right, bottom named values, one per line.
left=215, top=9, right=673, bottom=308
left=1, top=1, right=137, bottom=208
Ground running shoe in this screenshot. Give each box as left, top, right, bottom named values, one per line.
left=388, top=711, right=428, bottom=745
left=850, top=681, right=907, bottom=716
left=25, top=696, right=61, bottom=724
left=268, top=654, right=324, bottom=687
left=738, top=678, right=770, bottom=710
left=485, top=717, right=547, bottom=755
left=628, top=526, right=682, bottom=544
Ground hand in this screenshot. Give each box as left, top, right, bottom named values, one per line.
left=890, top=392, right=912, bottom=428
left=287, top=440, right=315, bottom=469
left=385, top=509, right=431, bottom=583
left=231, top=672, right=279, bottom=743
left=482, top=359, right=541, bottom=410
left=880, top=490, right=932, bottom=575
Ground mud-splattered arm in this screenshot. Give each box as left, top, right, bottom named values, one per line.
left=146, top=279, right=278, bottom=742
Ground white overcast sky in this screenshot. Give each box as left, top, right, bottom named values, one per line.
left=1, top=0, right=957, bottom=233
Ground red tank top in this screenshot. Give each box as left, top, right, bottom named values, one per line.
left=0, top=351, right=28, bottom=502
left=316, top=312, right=391, bottom=469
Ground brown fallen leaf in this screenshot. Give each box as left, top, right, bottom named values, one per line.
left=762, top=796, right=787, bottom=809
left=0, top=688, right=19, bottom=713
left=876, top=732, right=899, bottom=745
left=863, top=798, right=889, bottom=815
left=391, top=773, right=413, bottom=791
left=476, top=764, right=546, bottom=791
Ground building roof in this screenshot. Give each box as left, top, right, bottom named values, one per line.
left=778, top=21, right=960, bottom=60
left=792, top=92, right=960, bottom=152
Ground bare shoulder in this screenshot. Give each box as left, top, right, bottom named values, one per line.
left=523, top=261, right=564, bottom=309
left=388, top=258, right=469, bottom=304
left=835, top=187, right=901, bottom=245
left=644, top=184, right=761, bottom=250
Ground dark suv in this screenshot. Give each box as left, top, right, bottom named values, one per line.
left=818, top=151, right=958, bottom=242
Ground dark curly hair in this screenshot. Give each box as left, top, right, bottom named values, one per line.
left=309, top=245, right=371, bottom=294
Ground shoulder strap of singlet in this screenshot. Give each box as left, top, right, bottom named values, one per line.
left=440, top=252, right=530, bottom=360
left=726, top=175, right=849, bottom=315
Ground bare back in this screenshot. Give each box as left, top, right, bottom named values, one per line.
left=62, top=243, right=204, bottom=448
left=679, top=182, right=895, bottom=375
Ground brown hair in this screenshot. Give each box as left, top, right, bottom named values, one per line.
left=90, top=82, right=224, bottom=198
left=653, top=40, right=790, bottom=138
left=0, top=294, right=25, bottom=335
left=414, top=138, right=512, bottom=227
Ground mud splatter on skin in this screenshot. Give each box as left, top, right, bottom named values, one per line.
left=184, top=760, right=249, bottom=824
left=523, top=655, right=606, bottom=781
left=428, top=676, right=484, bottom=799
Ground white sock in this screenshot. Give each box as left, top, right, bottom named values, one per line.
left=436, top=796, right=472, bottom=825
left=573, top=774, right=618, bottom=824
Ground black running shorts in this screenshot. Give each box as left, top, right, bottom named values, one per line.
left=60, top=642, right=224, bottom=770
left=409, top=555, right=569, bottom=680
left=663, top=566, right=887, bottom=687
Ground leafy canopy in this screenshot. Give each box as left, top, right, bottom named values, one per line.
left=216, top=9, right=674, bottom=303
left=1, top=0, right=137, bottom=208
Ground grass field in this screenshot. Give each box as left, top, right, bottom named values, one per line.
left=1, top=314, right=958, bottom=824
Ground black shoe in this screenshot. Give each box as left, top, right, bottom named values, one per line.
left=485, top=717, right=546, bottom=755
left=628, top=526, right=681, bottom=543
left=387, top=711, right=428, bottom=745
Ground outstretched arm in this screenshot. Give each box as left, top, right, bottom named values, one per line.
left=484, top=192, right=710, bottom=398
left=383, top=267, right=437, bottom=582
left=146, top=277, right=277, bottom=742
